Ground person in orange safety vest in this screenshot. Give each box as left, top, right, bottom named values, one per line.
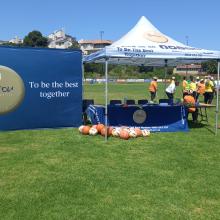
left=196, top=79, right=205, bottom=101
left=148, top=76, right=158, bottom=101
left=183, top=89, right=198, bottom=122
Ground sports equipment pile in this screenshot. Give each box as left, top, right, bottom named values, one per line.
left=78, top=124, right=150, bottom=140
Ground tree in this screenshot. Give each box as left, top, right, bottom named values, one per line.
left=23, top=31, right=48, bottom=47
left=68, top=36, right=80, bottom=49
left=202, top=60, right=217, bottom=74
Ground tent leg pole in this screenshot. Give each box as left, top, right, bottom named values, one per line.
left=215, top=60, right=220, bottom=135
left=105, top=59, right=108, bottom=141
left=164, top=59, right=168, bottom=98
left=82, top=61, right=85, bottom=101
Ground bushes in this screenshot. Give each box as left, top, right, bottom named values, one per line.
left=84, top=63, right=175, bottom=79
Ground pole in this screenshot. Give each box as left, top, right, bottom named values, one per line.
left=105, top=58, right=108, bottom=141
left=100, top=31, right=104, bottom=42
left=82, top=60, right=85, bottom=101
left=164, top=59, right=168, bottom=98
left=215, top=60, right=220, bottom=135
left=185, top=36, right=189, bottom=77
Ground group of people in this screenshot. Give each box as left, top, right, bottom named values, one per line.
left=148, top=75, right=216, bottom=104
left=148, top=75, right=216, bottom=122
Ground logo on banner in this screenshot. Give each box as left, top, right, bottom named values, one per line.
left=143, top=31, right=168, bottom=43
left=0, top=66, right=25, bottom=115
left=133, top=109, right=147, bottom=124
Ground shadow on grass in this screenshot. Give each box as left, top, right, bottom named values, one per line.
left=188, top=120, right=215, bottom=134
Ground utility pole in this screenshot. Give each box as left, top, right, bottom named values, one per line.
left=185, top=35, right=189, bottom=46
left=185, top=35, right=189, bottom=77
left=100, top=31, right=104, bottom=42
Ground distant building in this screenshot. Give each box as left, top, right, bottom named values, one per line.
left=173, top=64, right=203, bottom=75
left=48, top=29, right=66, bottom=41
left=48, top=29, right=76, bottom=49
left=9, top=36, right=23, bottom=44
left=78, top=39, right=113, bottom=55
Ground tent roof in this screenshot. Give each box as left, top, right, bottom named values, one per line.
left=84, top=16, right=220, bottom=66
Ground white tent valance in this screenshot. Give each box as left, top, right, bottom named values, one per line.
left=84, top=16, right=220, bottom=65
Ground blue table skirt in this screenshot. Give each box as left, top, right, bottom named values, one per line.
left=86, top=104, right=189, bottom=132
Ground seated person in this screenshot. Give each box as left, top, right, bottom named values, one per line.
left=183, top=90, right=198, bottom=122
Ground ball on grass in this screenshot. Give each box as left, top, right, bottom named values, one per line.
left=78, top=125, right=84, bottom=133
left=120, top=129, right=130, bottom=140
left=112, top=127, right=121, bottom=137
left=100, top=127, right=112, bottom=137
left=82, top=126, right=90, bottom=135
left=135, top=128, right=142, bottom=137
left=142, top=129, right=150, bottom=137
left=129, top=129, right=137, bottom=138
left=97, top=124, right=105, bottom=133
left=89, top=127, right=98, bottom=135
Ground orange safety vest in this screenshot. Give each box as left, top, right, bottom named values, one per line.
left=149, top=81, right=157, bottom=92
left=197, top=82, right=205, bottom=94
left=184, top=95, right=196, bottom=112
left=182, top=80, right=187, bottom=90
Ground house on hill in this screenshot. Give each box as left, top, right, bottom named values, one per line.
left=78, top=39, right=113, bottom=55
left=48, top=29, right=77, bottom=49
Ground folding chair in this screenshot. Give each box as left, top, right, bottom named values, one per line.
left=159, top=99, right=169, bottom=104
left=109, top=100, right=122, bottom=105
left=126, top=100, right=135, bottom=105
left=138, top=99, right=148, bottom=105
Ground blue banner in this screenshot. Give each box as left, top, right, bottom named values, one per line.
left=86, top=105, right=188, bottom=132
left=0, top=46, right=82, bottom=131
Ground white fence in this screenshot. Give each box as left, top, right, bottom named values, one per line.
left=85, top=78, right=164, bottom=83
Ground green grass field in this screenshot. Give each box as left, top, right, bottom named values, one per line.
left=0, top=83, right=220, bottom=220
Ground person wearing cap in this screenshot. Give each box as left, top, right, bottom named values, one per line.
left=196, top=79, right=205, bottom=101
left=183, top=89, right=198, bottom=122
left=148, top=77, right=158, bottom=101
left=204, top=76, right=214, bottom=104
left=165, top=77, right=176, bottom=104
left=196, top=76, right=200, bottom=85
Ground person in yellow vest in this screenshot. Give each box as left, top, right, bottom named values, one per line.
left=189, top=75, right=197, bottom=99
left=148, top=76, right=158, bottom=101
left=204, top=76, right=214, bottom=104
left=211, top=76, right=216, bottom=99
left=182, top=76, right=188, bottom=97
left=196, top=79, right=205, bottom=101
left=183, top=89, right=198, bottom=122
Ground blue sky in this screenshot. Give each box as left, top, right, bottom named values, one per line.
left=0, top=0, right=220, bottom=50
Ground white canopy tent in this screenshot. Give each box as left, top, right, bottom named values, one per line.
left=84, top=16, right=220, bottom=139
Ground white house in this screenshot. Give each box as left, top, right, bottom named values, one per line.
left=78, top=39, right=113, bottom=55
left=48, top=29, right=75, bottom=49
left=9, top=36, right=23, bottom=44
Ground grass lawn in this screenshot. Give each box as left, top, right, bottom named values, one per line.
left=0, top=83, right=220, bottom=220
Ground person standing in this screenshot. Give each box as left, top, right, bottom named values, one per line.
left=204, top=76, right=214, bottom=104
left=165, top=77, right=176, bottom=104
left=211, top=76, right=216, bottom=99
left=196, top=79, right=205, bottom=101
left=189, top=75, right=197, bottom=99
left=148, top=77, right=158, bottom=101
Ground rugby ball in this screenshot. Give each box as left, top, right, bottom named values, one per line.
left=89, top=127, right=98, bottom=135
left=129, top=129, right=137, bottom=138
left=142, top=129, right=150, bottom=137
left=78, top=125, right=84, bottom=133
